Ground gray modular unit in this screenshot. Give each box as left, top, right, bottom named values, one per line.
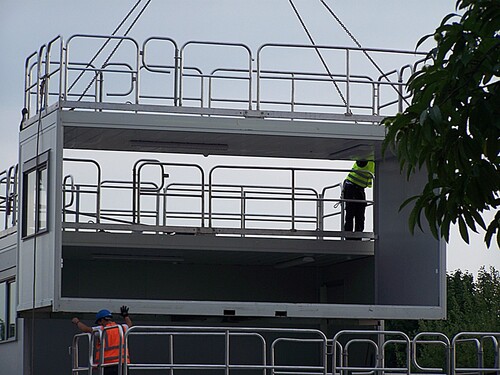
left=6, top=33, right=446, bottom=335
left=8, top=104, right=445, bottom=320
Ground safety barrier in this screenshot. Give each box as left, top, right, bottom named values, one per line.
left=0, top=165, right=18, bottom=231
left=0, top=158, right=375, bottom=240
left=72, top=324, right=128, bottom=375
left=23, top=34, right=428, bottom=124
left=71, top=327, right=500, bottom=375
left=61, top=157, right=374, bottom=240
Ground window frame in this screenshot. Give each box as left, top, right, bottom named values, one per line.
left=0, top=278, right=16, bottom=343
left=22, top=151, right=50, bottom=239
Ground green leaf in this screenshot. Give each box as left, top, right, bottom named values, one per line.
left=381, top=0, right=500, bottom=249
left=419, top=109, right=428, bottom=126
left=429, top=105, right=443, bottom=124
left=416, top=33, right=434, bottom=51
left=458, top=216, right=470, bottom=244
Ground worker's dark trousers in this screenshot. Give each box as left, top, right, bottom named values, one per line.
left=343, top=180, right=367, bottom=232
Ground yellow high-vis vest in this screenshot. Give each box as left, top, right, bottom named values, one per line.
left=346, top=161, right=374, bottom=188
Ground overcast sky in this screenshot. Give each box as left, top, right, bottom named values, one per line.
left=0, top=0, right=498, bottom=274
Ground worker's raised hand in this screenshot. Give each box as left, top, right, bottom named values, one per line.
left=120, top=305, right=129, bottom=318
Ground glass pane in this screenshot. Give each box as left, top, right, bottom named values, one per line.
left=38, top=167, right=48, bottom=231
left=0, top=282, right=5, bottom=341
left=8, top=281, right=16, bottom=339
left=25, top=171, right=36, bottom=236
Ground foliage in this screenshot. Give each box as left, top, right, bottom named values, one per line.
left=387, top=267, right=500, bottom=369
left=382, top=0, right=500, bottom=247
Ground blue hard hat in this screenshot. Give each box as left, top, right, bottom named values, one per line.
left=95, top=309, right=113, bottom=324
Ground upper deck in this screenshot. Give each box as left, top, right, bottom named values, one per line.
left=22, top=34, right=427, bottom=159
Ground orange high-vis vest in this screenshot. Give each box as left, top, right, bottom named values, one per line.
left=95, top=322, right=130, bottom=364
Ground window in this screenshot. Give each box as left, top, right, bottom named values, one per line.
left=0, top=279, right=16, bottom=342
left=22, top=152, right=49, bottom=238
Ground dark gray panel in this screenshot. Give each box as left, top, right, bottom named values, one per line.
left=375, top=156, right=443, bottom=306
left=61, top=257, right=374, bottom=305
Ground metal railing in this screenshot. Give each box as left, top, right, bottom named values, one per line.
left=0, top=165, right=19, bottom=231
left=23, top=34, right=428, bottom=124
left=72, top=323, right=128, bottom=375
left=71, top=327, right=500, bottom=375
left=72, top=326, right=328, bottom=375
left=0, top=158, right=374, bottom=240
left=61, top=158, right=374, bottom=240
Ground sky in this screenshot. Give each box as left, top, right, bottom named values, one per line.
left=0, top=0, right=498, bottom=275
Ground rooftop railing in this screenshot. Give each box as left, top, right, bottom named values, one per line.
left=23, top=34, right=428, bottom=126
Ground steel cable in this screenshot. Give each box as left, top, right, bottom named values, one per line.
left=68, top=0, right=144, bottom=94
left=319, top=0, right=410, bottom=106
left=75, top=0, right=152, bottom=102
left=288, top=0, right=349, bottom=109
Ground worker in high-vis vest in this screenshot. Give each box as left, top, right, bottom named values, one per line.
left=343, top=160, right=375, bottom=236
left=72, top=306, right=132, bottom=375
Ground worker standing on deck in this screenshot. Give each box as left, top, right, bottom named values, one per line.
left=343, top=160, right=374, bottom=237
left=72, top=306, right=132, bottom=375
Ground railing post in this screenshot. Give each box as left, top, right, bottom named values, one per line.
left=169, top=334, right=174, bottom=375
left=291, top=170, right=296, bottom=230
left=317, top=193, right=324, bottom=239
left=345, top=49, right=351, bottom=115
left=241, top=188, right=246, bottom=237
left=225, top=330, right=230, bottom=375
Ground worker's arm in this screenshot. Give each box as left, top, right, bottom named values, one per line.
left=120, top=305, right=133, bottom=327
left=72, top=317, right=92, bottom=333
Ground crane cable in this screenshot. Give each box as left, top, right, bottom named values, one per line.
left=287, top=0, right=349, bottom=109
left=75, top=0, right=153, bottom=102
left=318, top=0, right=410, bottom=106
left=68, top=0, right=145, bottom=93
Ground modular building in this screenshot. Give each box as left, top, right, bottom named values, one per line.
left=0, top=34, right=446, bottom=374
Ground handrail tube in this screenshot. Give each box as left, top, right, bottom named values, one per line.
left=44, top=36, right=64, bottom=106
left=451, top=332, right=500, bottom=375
left=6, top=165, right=19, bottom=228
left=333, top=330, right=410, bottom=375
left=412, top=332, right=450, bottom=374
left=256, top=42, right=426, bottom=110
left=142, top=37, right=179, bottom=105
left=180, top=41, right=253, bottom=108
left=132, top=159, right=161, bottom=223
left=63, top=175, right=76, bottom=209
left=65, top=34, right=140, bottom=104
left=64, top=158, right=102, bottom=223
left=71, top=332, right=93, bottom=375
left=99, top=62, right=135, bottom=98
left=24, top=50, right=38, bottom=117
left=133, top=160, right=204, bottom=225
left=37, top=44, right=47, bottom=113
